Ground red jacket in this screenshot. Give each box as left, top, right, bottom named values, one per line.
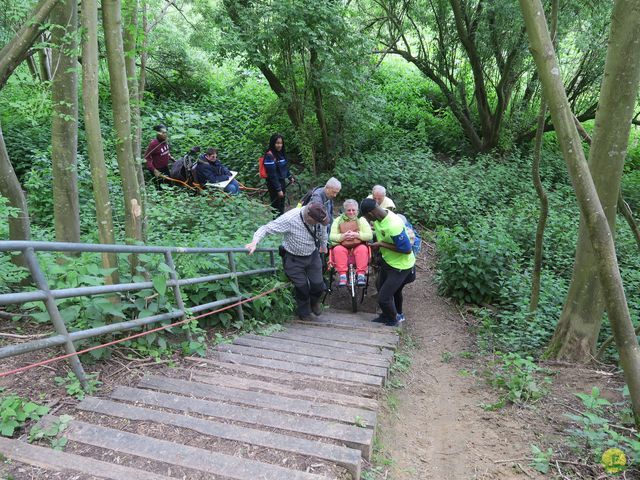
left=144, top=138, right=171, bottom=171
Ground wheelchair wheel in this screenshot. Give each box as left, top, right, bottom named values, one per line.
left=349, top=264, right=358, bottom=313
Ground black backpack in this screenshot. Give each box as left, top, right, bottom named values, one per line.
left=299, top=186, right=322, bottom=207
left=170, top=147, right=200, bottom=183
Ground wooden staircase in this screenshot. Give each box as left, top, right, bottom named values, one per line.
left=0, top=310, right=399, bottom=480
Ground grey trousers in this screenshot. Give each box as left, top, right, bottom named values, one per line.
left=283, top=250, right=325, bottom=317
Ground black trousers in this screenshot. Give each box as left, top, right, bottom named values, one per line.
left=376, top=258, right=416, bottom=322
left=267, top=180, right=287, bottom=217
left=283, top=250, right=325, bottom=317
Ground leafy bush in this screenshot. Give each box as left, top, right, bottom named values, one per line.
left=435, top=223, right=521, bottom=305
left=0, top=393, right=49, bottom=437
left=481, top=352, right=553, bottom=410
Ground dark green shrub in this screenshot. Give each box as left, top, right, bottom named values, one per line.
left=435, top=222, right=521, bottom=305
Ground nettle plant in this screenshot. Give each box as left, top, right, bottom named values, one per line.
left=0, top=392, right=49, bottom=437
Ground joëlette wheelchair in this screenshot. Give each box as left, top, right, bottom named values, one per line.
left=322, top=243, right=372, bottom=313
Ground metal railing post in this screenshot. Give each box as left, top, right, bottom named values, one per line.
left=23, top=248, right=88, bottom=387
left=227, top=252, right=244, bottom=324
left=269, top=251, right=275, bottom=270
left=163, top=251, right=191, bottom=341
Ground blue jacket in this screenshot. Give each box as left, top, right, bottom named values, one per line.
left=195, top=155, right=231, bottom=184
left=264, top=150, right=290, bottom=191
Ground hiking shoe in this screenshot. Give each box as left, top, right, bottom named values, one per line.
left=356, top=274, right=366, bottom=286
left=299, top=314, right=314, bottom=321
left=338, top=274, right=347, bottom=286
left=371, top=315, right=388, bottom=324
left=396, top=313, right=406, bottom=324
left=385, top=319, right=401, bottom=327
left=311, top=301, right=323, bottom=316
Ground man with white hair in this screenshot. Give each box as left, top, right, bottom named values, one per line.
left=308, top=177, right=341, bottom=244
left=367, top=185, right=396, bottom=211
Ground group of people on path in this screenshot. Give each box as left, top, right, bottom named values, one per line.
left=246, top=134, right=418, bottom=327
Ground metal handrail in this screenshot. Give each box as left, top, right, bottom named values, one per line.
left=0, top=241, right=279, bottom=386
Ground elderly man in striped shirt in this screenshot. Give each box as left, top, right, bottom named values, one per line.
left=246, top=203, right=330, bottom=321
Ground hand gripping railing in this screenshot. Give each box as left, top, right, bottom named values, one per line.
left=0, top=241, right=278, bottom=386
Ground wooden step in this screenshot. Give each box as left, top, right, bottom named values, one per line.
left=270, top=331, right=393, bottom=358
left=59, top=418, right=330, bottom=480
left=238, top=334, right=390, bottom=367
left=190, top=370, right=379, bottom=410
left=111, top=386, right=374, bottom=458
left=77, top=396, right=362, bottom=479
left=216, top=343, right=388, bottom=378
left=0, top=436, right=173, bottom=480
left=184, top=357, right=379, bottom=396
left=285, top=325, right=398, bottom=348
left=216, top=351, right=384, bottom=386
left=139, top=375, right=377, bottom=426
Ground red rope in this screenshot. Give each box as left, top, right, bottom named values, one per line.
left=0, top=285, right=285, bottom=378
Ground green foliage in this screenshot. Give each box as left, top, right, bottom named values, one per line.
left=435, top=223, right=520, bottom=305
left=54, top=372, right=101, bottom=400
left=481, top=352, right=552, bottom=410
left=28, top=415, right=72, bottom=451
left=0, top=394, right=49, bottom=437
left=529, top=444, right=554, bottom=474
left=565, top=387, right=640, bottom=468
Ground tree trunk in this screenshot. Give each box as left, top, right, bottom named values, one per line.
left=51, top=0, right=81, bottom=243
left=529, top=0, right=556, bottom=313
left=38, top=36, right=52, bottom=82
left=520, top=0, right=640, bottom=425
left=123, top=0, right=141, bottom=159
left=82, top=0, right=119, bottom=284
left=618, top=192, right=640, bottom=250
left=25, top=54, right=39, bottom=80
left=122, top=0, right=147, bottom=241
left=102, top=0, right=143, bottom=244
left=0, top=121, right=31, bottom=243
left=545, top=0, right=640, bottom=362
left=0, top=0, right=60, bottom=89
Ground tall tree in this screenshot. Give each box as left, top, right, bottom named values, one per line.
left=0, top=0, right=60, bottom=89
left=102, top=0, right=143, bottom=243
left=82, top=0, right=118, bottom=283
left=0, top=120, right=31, bottom=242
left=519, top=0, right=640, bottom=424
left=529, top=0, right=557, bottom=313
left=50, top=0, right=81, bottom=243
left=546, top=0, right=640, bottom=362
left=213, top=0, right=369, bottom=172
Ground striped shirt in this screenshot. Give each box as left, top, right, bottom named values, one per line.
left=251, top=207, right=328, bottom=256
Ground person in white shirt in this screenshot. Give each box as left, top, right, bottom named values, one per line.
left=367, top=185, right=396, bottom=211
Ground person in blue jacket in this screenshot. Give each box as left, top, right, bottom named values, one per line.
left=194, top=147, right=240, bottom=194
left=264, top=133, right=294, bottom=216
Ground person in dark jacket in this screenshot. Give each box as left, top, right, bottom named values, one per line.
left=264, top=133, right=294, bottom=217
left=194, top=148, right=240, bottom=194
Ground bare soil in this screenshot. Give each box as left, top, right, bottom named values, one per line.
left=372, top=252, right=632, bottom=479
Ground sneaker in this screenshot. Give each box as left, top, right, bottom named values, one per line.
left=338, top=274, right=347, bottom=287
left=299, top=314, right=314, bottom=321
left=371, top=315, right=388, bottom=324
left=385, top=319, right=401, bottom=327
left=311, top=301, right=323, bottom=316
left=356, top=274, right=366, bottom=286
left=396, top=313, right=406, bottom=324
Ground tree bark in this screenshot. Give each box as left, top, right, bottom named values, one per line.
left=0, top=121, right=31, bottom=243
left=82, top=0, right=119, bottom=284
left=0, top=0, right=60, bottom=89
left=102, top=0, right=143, bottom=243
left=37, top=35, right=52, bottom=82
left=520, top=0, right=640, bottom=425
left=546, top=0, right=640, bottom=363
left=530, top=0, right=557, bottom=313
left=51, top=0, right=81, bottom=243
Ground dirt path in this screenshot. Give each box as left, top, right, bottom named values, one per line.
left=376, top=257, right=546, bottom=479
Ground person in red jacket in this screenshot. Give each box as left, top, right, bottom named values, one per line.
left=144, top=124, right=174, bottom=179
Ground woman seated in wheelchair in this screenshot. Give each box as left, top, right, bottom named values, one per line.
left=329, top=199, right=373, bottom=287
